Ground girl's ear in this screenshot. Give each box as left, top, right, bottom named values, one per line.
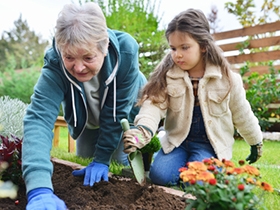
left=201, top=47, right=206, bottom=53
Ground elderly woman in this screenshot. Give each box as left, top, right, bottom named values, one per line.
left=22, top=2, right=146, bottom=209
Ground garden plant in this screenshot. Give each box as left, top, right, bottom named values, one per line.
left=179, top=158, right=274, bottom=210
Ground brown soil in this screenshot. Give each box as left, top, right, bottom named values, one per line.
left=0, top=159, right=187, bottom=209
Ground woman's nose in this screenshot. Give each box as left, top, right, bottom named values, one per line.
left=73, top=60, right=85, bottom=72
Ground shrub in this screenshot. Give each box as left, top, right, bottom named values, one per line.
left=242, top=65, right=280, bottom=131
left=0, top=68, right=40, bottom=104
left=0, top=96, right=28, bottom=138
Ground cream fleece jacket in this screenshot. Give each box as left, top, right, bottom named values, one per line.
left=135, top=64, right=262, bottom=160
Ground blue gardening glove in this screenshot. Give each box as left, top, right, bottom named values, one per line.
left=27, top=188, right=67, bottom=210
left=72, top=161, right=109, bottom=186
left=246, top=142, right=263, bottom=164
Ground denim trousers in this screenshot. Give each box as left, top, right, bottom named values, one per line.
left=149, top=106, right=216, bottom=186
left=76, top=127, right=129, bottom=166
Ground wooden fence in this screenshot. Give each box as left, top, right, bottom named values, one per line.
left=213, top=20, right=280, bottom=75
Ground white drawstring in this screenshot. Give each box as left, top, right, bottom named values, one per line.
left=70, top=84, right=77, bottom=127
left=113, top=77, right=116, bottom=122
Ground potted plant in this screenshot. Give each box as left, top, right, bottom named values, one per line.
left=179, top=157, right=274, bottom=210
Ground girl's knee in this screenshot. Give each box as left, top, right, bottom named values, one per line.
left=149, top=165, right=179, bottom=186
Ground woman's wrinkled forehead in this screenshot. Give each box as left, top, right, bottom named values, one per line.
left=61, top=42, right=99, bottom=56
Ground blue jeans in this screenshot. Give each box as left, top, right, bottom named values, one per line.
left=149, top=106, right=216, bottom=186
left=76, top=128, right=129, bottom=166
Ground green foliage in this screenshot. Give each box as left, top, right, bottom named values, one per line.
left=140, top=135, right=161, bottom=154
left=0, top=14, right=49, bottom=72
left=0, top=67, right=40, bottom=104
left=225, top=0, right=280, bottom=26
left=81, top=0, right=168, bottom=78
left=0, top=96, right=28, bottom=138
left=242, top=65, right=280, bottom=131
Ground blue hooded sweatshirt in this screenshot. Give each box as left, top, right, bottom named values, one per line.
left=22, top=29, right=147, bottom=193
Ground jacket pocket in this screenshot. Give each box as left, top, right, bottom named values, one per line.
left=167, top=85, right=185, bottom=112
left=208, top=90, right=229, bottom=116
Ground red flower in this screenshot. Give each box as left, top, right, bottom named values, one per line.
left=238, top=160, right=245, bottom=166
left=238, top=184, right=245, bottom=191
left=190, top=180, right=196, bottom=185
left=207, top=165, right=216, bottom=171
left=209, top=178, right=217, bottom=185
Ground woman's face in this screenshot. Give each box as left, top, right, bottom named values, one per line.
left=168, top=31, right=205, bottom=76
left=61, top=44, right=106, bottom=82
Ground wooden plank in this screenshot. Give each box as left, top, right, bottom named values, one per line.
left=53, top=116, right=76, bottom=153
left=219, top=36, right=280, bottom=52
left=243, top=65, right=280, bottom=75
left=226, top=50, right=280, bottom=64
left=68, top=134, right=75, bottom=153
left=53, top=125, right=60, bottom=148
left=213, top=21, right=280, bottom=40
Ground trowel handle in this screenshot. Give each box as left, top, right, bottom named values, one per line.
left=120, top=118, right=130, bottom=132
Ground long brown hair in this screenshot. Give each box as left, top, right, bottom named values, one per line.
left=138, top=8, right=232, bottom=107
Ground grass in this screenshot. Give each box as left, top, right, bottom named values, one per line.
left=51, top=127, right=280, bottom=209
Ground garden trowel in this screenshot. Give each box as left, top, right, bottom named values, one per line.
left=120, top=118, right=146, bottom=186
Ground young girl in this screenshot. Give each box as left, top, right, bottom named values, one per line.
left=122, top=8, right=263, bottom=186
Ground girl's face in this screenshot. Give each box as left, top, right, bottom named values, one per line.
left=168, top=31, right=205, bottom=77
left=61, top=44, right=106, bottom=82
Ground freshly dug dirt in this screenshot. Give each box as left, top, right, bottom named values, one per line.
left=0, top=159, right=187, bottom=209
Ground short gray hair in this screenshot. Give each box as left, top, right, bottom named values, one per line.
left=55, top=2, right=109, bottom=55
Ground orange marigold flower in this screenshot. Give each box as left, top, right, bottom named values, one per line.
left=209, top=178, right=217, bottom=185
left=246, top=177, right=256, bottom=185
left=179, top=167, right=187, bottom=172
left=223, top=160, right=235, bottom=168
left=232, top=167, right=244, bottom=175
left=196, top=171, right=215, bottom=182
left=188, top=161, right=207, bottom=171
left=260, top=182, right=274, bottom=192
left=238, top=184, right=245, bottom=191
left=180, top=169, right=197, bottom=182
left=226, top=167, right=234, bottom=175
left=212, top=158, right=224, bottom=167
left=242, top=165, right=260, bottom=176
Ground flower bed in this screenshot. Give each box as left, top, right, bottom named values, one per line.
left=1, top=158, right=187, bottom=209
